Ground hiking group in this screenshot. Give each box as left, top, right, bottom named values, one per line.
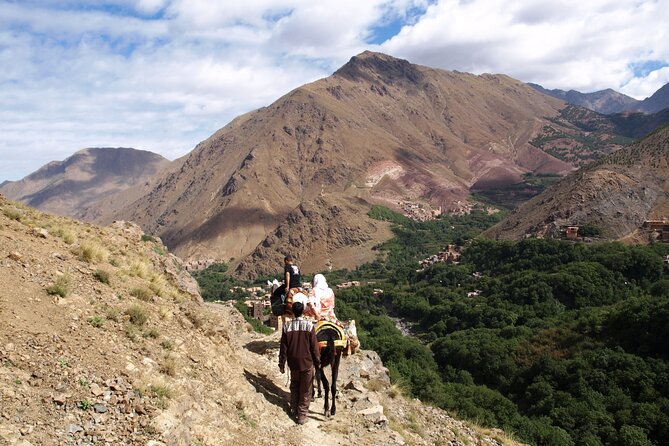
left=276, top=256, right=354, bottom=424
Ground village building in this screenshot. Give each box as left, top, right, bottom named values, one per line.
left=565, top=226, right=579, bottom=241
left=642, top=220, right=669, bottom=242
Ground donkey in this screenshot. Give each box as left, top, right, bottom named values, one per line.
left=314, top=320, right=347, bottom=417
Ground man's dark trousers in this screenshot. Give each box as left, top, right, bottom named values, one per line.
left=290, top=367, right=314, bottom=419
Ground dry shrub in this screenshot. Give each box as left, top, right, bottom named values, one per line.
left=128, top=260, right=151, bottom=279
left=76, top=241, right=109, bottom=263
left=125, top=304, right=148, bottom=326
left=130, top=287, right=152, bottom=302
left=149, top=273, right=168, bottom=297
left=52, top=225, right=77, bottom=244
left=104, top=306, right=120, bottom=322
left=46, top=274, right=71, bottom=297
left=93, top=269, right=111, bottom=285
left=2, top=206, right=23, bottom=222
left=160, top=355, right=177, bottom=377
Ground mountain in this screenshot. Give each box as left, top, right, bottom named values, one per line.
left=108, top=51, right=653, bottom=277
left=640, top=82, right=669, bottom=114
left=0, top=195, right=523, bottom=445
left=0, top=147, right=170, bottom=220
left=485, top=124, right=669, bottom=241
left=527, top=83, right=640, bottom=114
left=529, top=81, right=669, bottom=115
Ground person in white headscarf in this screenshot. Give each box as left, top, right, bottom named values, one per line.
left=309, top=273, right=337, bottom=322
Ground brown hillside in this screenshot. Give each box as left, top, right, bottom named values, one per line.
left=109, top=51, right=583, bottom=277
left=485, top=125, right=669, bottom=241
left=0, top=196, right=524, bottom=446
left=0, top=148, right=170, bottom=221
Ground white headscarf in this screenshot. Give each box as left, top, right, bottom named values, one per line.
left=310, top=273, right=333, bottom=312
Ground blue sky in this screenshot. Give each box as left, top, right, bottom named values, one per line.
left=1, top=0, right=668, bottom=181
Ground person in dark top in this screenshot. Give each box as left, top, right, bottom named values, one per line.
left=278, top=302, right=320, bottom=424
left=284, top=255, right=301, bottom=291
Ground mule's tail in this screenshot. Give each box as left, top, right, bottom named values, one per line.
left=327, top=337, right=335, bottom=365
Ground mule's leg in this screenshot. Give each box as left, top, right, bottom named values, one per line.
left=330, top=352, right=341, bottom=417
left=321, top=367, right=330, bottom=417
left=315, top=367, right=322, bottom=398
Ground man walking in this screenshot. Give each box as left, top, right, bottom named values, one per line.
left=278, top=302, right=320, bottom=424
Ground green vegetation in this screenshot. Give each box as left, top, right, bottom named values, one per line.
left=190, top=204, right=669, bottom=445
left=46, top=274, right=71, bottom=297
left=192, top=262, right=248, bottom=301
left=578, top=223, right=604, bottom=238
left=87, top=316, right=106, bottom=328
left=331, top=212, right=669, bottom=446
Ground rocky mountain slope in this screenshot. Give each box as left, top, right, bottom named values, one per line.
left=0, top=148, right=170, bottom=221
left=485, top=124, right=669, bottom=241
left=529, top=81, right=669, bottom=114
left=108, top=51, right=617, bottom=277
left=0, top=196, right=523, bottom=446
left=527, top=83, right=640, bottom=114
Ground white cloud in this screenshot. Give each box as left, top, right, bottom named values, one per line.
left=622, top=66, right=669, bottom=99
left=0, top=0, right=668, bottom=181
left=382, top=0, right=669, bottom=97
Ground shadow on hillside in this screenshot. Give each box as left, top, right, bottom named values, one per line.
left=244, top=340, right=280, bottom=355
left=244, top=369, right=291, bottom=414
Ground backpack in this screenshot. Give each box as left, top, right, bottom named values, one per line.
left=270, top=288, right=287, bottom=316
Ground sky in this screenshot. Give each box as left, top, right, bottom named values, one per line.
left=1, top=0, right=668, bottom=181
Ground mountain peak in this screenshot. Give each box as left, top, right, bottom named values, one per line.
left=334, top=51, right=425, bottom=85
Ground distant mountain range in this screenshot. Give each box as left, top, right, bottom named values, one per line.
left=0, top=148, right=170, bottom=219
left=486, top=123, right=669, bottom=241
left=528, top=82, right=669, bottom=115
left=4, top=53, right=669, bottom=277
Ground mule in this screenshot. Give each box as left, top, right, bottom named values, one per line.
left=314, top=320, right=347, bottom=417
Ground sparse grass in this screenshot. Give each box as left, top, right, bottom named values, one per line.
left=152, top=245, right=167, bottom=256
left=87, top=316, right=106, bottom=328
left=93, top=269, right=111, bottom=285
left=406, top=411, right=425, bottom=437
left=160, top=340, right=173, bottom=351
left=150, top=383, right=173, bottom=398
left=75, top=241, right=109, bottom=263
left=46, top=274, right=70, bottom=297
left=130, top=287, right=153, bottom=302
left=3, top=207, right=23, bottom=222
left=125, top=304, right=149, bottom=326
left=78, top=400, right=92, bottom=410
left=109, top=257, right=120, bottom=267
left=128, top=260, right=151, bottom=279
left=160, top=355, right=177, bottom=377
left=149, top=273, right=168, bottom=297
left=125, top=324, right=139, bottom=342
left=143, top=328, right=160, bottom=339
left=158, top=307, right=171, bottom=320
left=238, top=410, right=257, bottom=428
left=365, top=379, right=385, bottom=392
left=58, top=357, right=69, bottom=368
left=52, top=225, right=77, bottom=244
left=388, top=381, right=409, bottom=399
left=79, top=378, right=89, bottom=388
left=104, top=306, right=120, bottom=322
